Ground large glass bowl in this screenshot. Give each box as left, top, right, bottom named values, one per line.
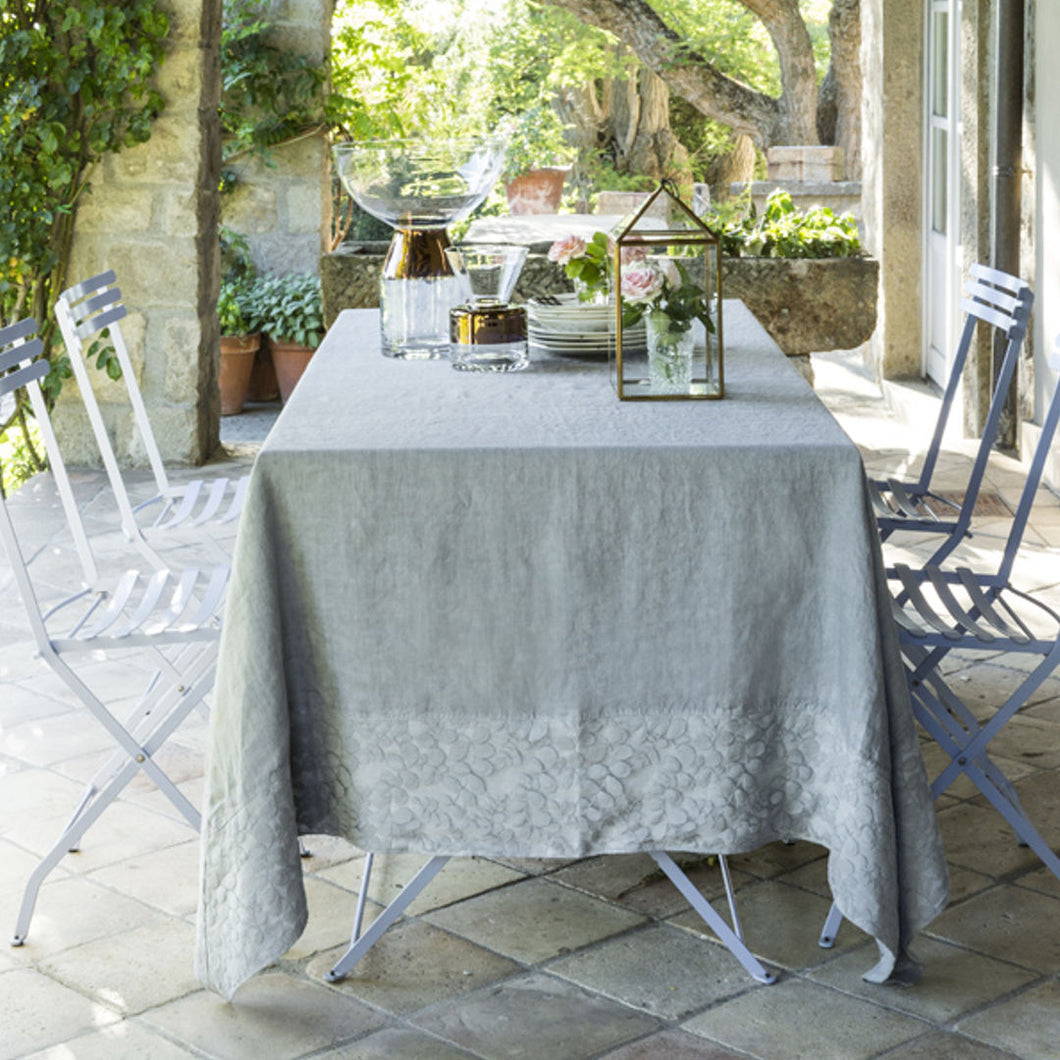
left=333, top=138, right=505, bottom=230
left=333, top=139, right=506, bottom=360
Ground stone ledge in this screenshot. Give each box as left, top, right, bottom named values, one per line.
left=321, top=247, right=879, bottom=359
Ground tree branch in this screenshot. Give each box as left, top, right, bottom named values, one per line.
left=536, top=0, right=785, bottom=147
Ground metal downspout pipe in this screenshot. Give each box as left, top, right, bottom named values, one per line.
left=992, top=0, right=1025, bottom=449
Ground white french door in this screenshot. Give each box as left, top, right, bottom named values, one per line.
left=924, top=0, right=961, bottom=386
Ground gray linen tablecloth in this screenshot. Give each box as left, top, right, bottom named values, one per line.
left=196, top=303, right=948, bottom=999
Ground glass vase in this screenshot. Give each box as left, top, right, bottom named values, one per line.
left=646, top=313, right=695, bottom=393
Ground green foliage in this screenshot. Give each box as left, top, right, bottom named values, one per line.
left=1, top=1, right=168, bottom=324
left=0, top=416, right=43, bottom=495
left=218, top=279, right=256, bottom=336
left=502, top=104, right=574, bottom=180
left=0, top=0, right=168, bottom=476
left=707, top=188, right=862, bottom=258
left=253, top=273, right=324, bottom=348
left=221, top=0, right=327, bottom=170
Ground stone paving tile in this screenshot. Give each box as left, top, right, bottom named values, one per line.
left=0, top=967, right=122, bottom=1060
left=53, top=739, right=205, bottom=796
left=317, top=1026, right=480, bottom=1059
left=925, top=884, right=1060, bottom=973
left=682, top=977, right=929, bottom=1060
left=141, top=972, right=385, bottom=1060
left=918, top=739, right=1036, bottom=802
left=547, top=922, right=759, bottom=1020
left=726, top=839, right=829, bottom=880
left=298, top=833, right=365, bottom=871
left=958, top=980, right=1060, bottom=1058
left=319, top=853, right=527, bottom=917
left=37, top=917, right=201, bottom=1016
left=550, top=852, right=754, bottom=919
left=306, top=919, right=521, bottom=1017
left=411, top=972, right=660, bottom=1060
left=284, top=876, right=381, bottom=962
left=0, top=836, right=67, bottom=898
left=423, top=876, right=646, bottom=965
left=88, top=839, right=200, bottom=919
left=22, top=1020, right=202, bottom=1058
left=485, top=855, right=579, bottom=875
left=0, top=709, right=118, bottom=769
left=879, top=1031, right=1023, bottom=1059
left=668, top=878, right=868, bottom=972
left=807, top=936, right=1037, bottom=1023
left=0, top=679, right=72, bottom=727
left=2, top=875, right=168, bottom=961
left=1013, top=864, right=1060, bottom=900
left=934, top=802, right=1048, bottom=880
left=4, top=797, right=195, bottom=873
left=597, top=1029, right=752, bottom=1059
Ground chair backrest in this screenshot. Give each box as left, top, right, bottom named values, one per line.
left=995, top=336, right=1060, bottom=583
left=0, top=319, right=100, bottom=648
left=907, top=265, right=1035, bottom=567
left=916, top=263, right=1034, bottom=496
left=54, top=271, right=172, bottom=540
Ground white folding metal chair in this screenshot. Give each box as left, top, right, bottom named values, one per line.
left=55, top=270, right=248, bottom=570
left=1, top=318, right=228, bottom=946
left=820, top=336, right=1060, bottom=949
left=325, top=849, right=775, bottom=985
left=870, top=264, right=1033, bottom=567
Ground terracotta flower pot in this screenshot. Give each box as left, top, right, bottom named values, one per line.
left=219, top=333, right=260, bottom=415
left=246, top=342, right=280, bottom=402
left=504, top=166, right=569, bottom=215
left=270, top=338, right=316, bottom=403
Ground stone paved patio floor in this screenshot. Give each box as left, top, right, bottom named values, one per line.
left=1, top=351, right=1059, bottom=1058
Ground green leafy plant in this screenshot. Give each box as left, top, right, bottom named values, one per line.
left=707, top=189, right=861, bottom=259
left=1, top=0, right=168, bottom=480
left=218, top=280, right=260, bottom=337
left=255, top=273, right=324, bottom=348
left=548, top=232, right=611, bottom=301
left=501, top=104, right=575, bottom=181
left=220, top=0, right=328, bottom=173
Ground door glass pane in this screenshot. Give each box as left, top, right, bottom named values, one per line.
left=933, top=11, right=949, bottom=117
left=932, top=127, right=948, bottom=234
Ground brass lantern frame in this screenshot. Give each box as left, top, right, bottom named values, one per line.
left=610, top=183, right=724, bottom=401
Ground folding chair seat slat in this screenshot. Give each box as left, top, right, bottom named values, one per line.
left=923, top=565, right=1015, bottom=642
left=893, top=564, right=964, bottom=639
left=188, top=563, right=231, bottom=628
left=55, top=270, right=250, bottom=568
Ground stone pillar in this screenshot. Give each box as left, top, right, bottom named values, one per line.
left=57, top=0, right=223, bottom=468
left=220, top=0, right=334, bottom=277
left=861, top=0, right=923, bottom=381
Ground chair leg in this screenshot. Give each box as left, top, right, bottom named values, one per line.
left=818, top=901, right=844, bottom=948
left=325, top=855, right=449, bottom=983
left=351, top=851, right=375, bottom=943
left=10, top=660, right=212, bottom=946
left=650, top=851, right=775, bottom=984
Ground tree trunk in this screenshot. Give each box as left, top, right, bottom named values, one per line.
left=740, top=0, right=819, bottom=143
left=825, top=0, right=861, bottom=176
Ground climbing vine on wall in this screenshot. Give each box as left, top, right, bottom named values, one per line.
left=0, top=0, right=168, bottom=475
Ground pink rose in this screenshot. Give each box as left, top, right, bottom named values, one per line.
left=620, top=242, right=649, bottom=264
left=620, top=263, right=663, bottom=304
left=548, top=235, right=587, bottom=265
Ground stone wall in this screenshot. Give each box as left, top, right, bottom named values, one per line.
left=861, top=0, right=922, bottom=382
left=220, top=0, right=333, bottom=278
left=320, top=246, right=879, bottom=371
left=56, top=0, right=222, bottom=467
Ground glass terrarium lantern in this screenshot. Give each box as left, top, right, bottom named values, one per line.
left=332, top=138, right=506, bottom=360
left=609, top=183, right=724, bottom=400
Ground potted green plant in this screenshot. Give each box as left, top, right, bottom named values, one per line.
left=256, top=272, right=325, bottom=402
left=217, top=278, right=261, bottom=415
left=502, top=105, right=574, bottom=215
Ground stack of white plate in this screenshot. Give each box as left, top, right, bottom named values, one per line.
left=526, top=294, right=645, bottom=358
